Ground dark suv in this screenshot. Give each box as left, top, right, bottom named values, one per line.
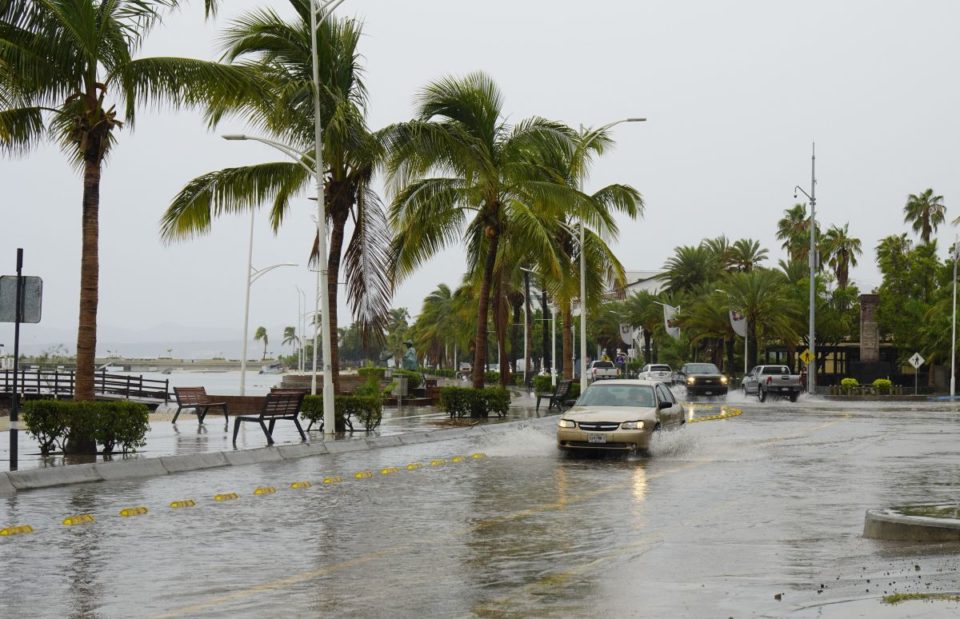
left=675, top=362, right=728, bottom=397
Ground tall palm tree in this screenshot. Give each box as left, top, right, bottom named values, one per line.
left=729, top=239, right=768, bottom=272
left=904, top=188, right=945, bottom=244
left=776, top=203, right=821, bottom=264
left=385, top=72, right=599, bottom=388
left=254, top=326, right=268, bottom=360
left=0, top=0, right=248, bottom=400
left=660, top=245, right=721, bottom=295
left=623, top=291, right=662, bottom=364
left=412, top=283, right=459, bottom=369
left=821, top=223, right=862, bottom=289
left=282, top=326, right=299, bottom=349
left=160, top=3, right=390, bottom=393
left=726, top=269, right=800, bottom=368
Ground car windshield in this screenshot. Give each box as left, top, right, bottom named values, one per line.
left=684, top=363, right=720, bottom=374
left=650, top=365, right=671, bottom=372
left=577, top=384, right=655, bottom=407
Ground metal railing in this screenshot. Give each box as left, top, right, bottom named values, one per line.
left=0, top=368, right=170, bottom=402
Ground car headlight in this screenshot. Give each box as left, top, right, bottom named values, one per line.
left=557, top=419, right=577, bottom=428
left=620, top=421, right=645, bottom=430
left=686, top=376, right=695, bottom=384
left=720, top=376, right=728, bottom=384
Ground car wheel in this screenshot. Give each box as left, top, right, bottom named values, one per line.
left=758, top=388, right=767, bottom=402
left=789, top=391, right=799, bottom=403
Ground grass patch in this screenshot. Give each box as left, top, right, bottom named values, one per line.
left=896, top=504, right=960, bottom=519
left=883, top=592, right=960, bottom=605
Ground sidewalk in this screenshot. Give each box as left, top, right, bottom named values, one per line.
left=0, top=389, right=552, bottom=473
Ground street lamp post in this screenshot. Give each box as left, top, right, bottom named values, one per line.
left=951, top=237, right=959, bottom=397
left=238, top=208, right=296, bottom=396
left=795, top=143, right=817, bottom=395
left=578, top=117, right=646, bottom=394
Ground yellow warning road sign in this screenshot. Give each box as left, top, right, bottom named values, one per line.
left=800, top=349, right=813, bottom=365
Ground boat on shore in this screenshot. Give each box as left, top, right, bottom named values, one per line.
left=259, top=362, right=285, bottom=375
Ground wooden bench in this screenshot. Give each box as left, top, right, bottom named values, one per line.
left=232, top=390, right=308, bottom=445
left=536, top=380, right=574, bottom=412
left=172, top=386, right=228, bottom=424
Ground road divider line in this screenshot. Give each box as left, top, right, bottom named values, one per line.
left=62, top=514, right=95, bottom=526
left=0, top=524, right=34, bottom=536
left=119, top=507, right=148, bottom=517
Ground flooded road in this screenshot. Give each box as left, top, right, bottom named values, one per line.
left=2, top=397, right=960, bottom=617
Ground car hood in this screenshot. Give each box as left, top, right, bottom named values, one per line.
left=562, top=406, right=658, bottom=423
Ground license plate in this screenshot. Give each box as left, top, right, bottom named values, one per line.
left=587, top=433, right=607, bottom=444
left=780, top=387, right=791, bottom=392
left=704, top=391, right=712, bottom=395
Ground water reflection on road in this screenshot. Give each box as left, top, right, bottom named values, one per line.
left=2, top=400, right=960, bottom=617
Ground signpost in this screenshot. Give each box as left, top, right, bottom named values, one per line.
left=0, top=249, right=43, bottom=471
left=799, top=349, right=814, bottom=365
left=909, top=352, right=925, bottom=396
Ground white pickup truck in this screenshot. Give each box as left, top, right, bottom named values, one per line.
left=743, top=365, right=803, bottom=402
left=587, top=360, right=620, bottom=381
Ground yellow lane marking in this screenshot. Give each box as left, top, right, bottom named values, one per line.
left=253, top=487, right=277, bottom=495
left=62, top=514, right=96, bottom=526
left=169, top=500, right=196, bottom=509
left=119, top=507, right=148, bottom=517
left=0, top=525, right=34, bottom=536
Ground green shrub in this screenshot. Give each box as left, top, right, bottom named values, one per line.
left=439, top=386, right=511, bottom=418
left=840, top=378, right=859, bottom=387
left=21, top=400, right=150, bottom=455
left=358, top=367, right=386, bottom=382
left=873, top=378, right=893, bottom=394
left=484, top=371, right=499, bottom=384
left=301, top=394, right=382, bottom=432
left=532, top=375, right=554, bottom=394
left=391, top=369, right=422, bottom=390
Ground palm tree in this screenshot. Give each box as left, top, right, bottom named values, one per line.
left=385, top=72, right=599, bottom=388
left=904, top=188, right=945, bottom=244
left=661, top=245, right=722, bottom=295
left=726, top=269, right=800, bottom=368
left=821, top=223, right=862, bottom=289
left=729, top=239, right=769, bottom=272
left=282, top=326, right=299, bottom=349
left=254, top=326, right=269, bottom=360
left=623, top=291, right=662, bottom=364
left=412, top=283, right=459, bottom=369
left=0, top=0, right=246, bottom=400
left=776, top=203, right=820, bottom=264
left=160, top=3, right=390, bottom=393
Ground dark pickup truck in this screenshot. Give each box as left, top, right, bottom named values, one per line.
left=675, top=362, right=728, bottom=397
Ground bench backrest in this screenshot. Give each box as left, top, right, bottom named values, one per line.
left=174, top=386, right=209, bottom=406
left=555, top=380, right=572, bottom=397
left=260, top=390, right=306, bottom=418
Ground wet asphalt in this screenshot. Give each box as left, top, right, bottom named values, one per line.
left=2, top=392, right=960, bottom=618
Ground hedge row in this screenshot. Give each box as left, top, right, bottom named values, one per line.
left=22, top=400, right=150, bottom=455
left=438, top=386, right=511, bottom=419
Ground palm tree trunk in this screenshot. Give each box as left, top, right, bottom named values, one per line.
left=562, top=301, right=573, bottom=380
left=472, top=233, right=500, bottom=389
left=493, top=275, right=510, bottom=387
left=75, top=153, right=102, bottom=402
left=326, top=201, right=351, bottom=394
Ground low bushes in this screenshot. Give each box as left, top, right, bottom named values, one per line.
left=22, top=400, right=150, bottom=456
left=532, top=375, right=554, bottom=394
left=357, top=367, right=386, bottom=382
left=873, top=378, right=893, bottom=394
left=830, top=377, right=902, bottom=396
left=439, top=386, right=511, bottom=418
left=301, top=394, right=383, bottom=432
left=390, top=368, right=423, bottom=390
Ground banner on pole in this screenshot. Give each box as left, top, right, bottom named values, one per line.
left=663, top=304, right=680, bottom=339
left=729, top=310, right=748, bottom=338
left=619, top=323, right=636, bottom=346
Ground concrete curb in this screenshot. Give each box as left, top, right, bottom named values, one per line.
left=0, top=415, right=558, bottom=495
left=863, top=507, right=960, bottom=542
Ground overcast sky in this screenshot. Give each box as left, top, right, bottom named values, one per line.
left=2, top=0, right=959, bottom=357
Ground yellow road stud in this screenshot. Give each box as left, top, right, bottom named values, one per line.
left=289, top=481, right=312, bottom=490
left=354, top=471, right=373, bottom=479
left=380, top=467, right=399, bottom=475
left=0, top=525, right=34, bottom=536
left=169, top=500, right=196, bottom=509
left=430, top=459, right=446, bottom=467
left=62, top=514, right=95, bottom=526
left=253, top=487, right=277, bottom=495
left=451, top=456, right=465, bottom=463
left=119, top=507, right=148, bottom=517
left=471, top=453, right=487, bottom=459
left=213, top=493, right=239, bottom=502
left=322, top=476, right=343, bottom=484
left=406, top=463, right=422, bottom=470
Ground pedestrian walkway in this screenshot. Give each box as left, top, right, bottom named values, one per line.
left=0, top=389, right=551, bottom=471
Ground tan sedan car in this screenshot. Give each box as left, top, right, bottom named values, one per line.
left=556, top=380, right=685, bottom=453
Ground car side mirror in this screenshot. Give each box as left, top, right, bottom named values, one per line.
left=658, top=401, right=672, bottom=410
